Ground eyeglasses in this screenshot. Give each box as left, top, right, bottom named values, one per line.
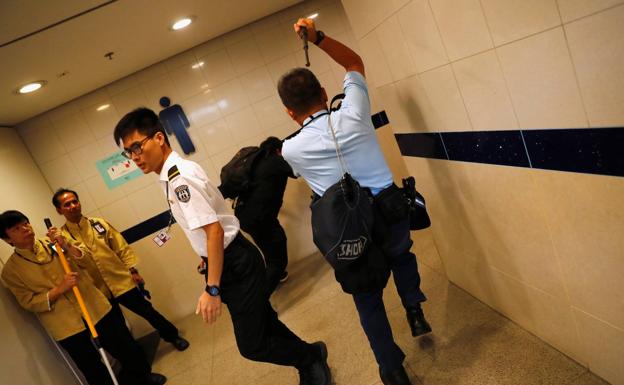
left=121, top=135, right=154, bottom=159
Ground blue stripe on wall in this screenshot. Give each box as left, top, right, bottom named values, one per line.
left=396, top=127, right=624, bottom=178
left=523, top=128, right=624, bottom=177
left=395, top=133, right=447, bottom=160
left=121, top=211, right=173, bottom=244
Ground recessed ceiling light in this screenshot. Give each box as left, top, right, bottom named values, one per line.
left=308, top=13, right=319, bottom=19
left=191, top=61, right=204, bottom=69
left=17, top=81, right=46, bottom=94
left=96, top=104, right=110, bottom=111
left=172, top=17, right=193, bottom=30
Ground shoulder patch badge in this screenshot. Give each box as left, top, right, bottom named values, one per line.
left=168, top=165, right=180, bottom=181
left=175, top=185, right=191, bottom=202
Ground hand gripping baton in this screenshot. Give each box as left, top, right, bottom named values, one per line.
left=299, top=26, right=311, bottom=67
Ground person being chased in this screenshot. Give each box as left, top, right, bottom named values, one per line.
left=113, top=108, right=332, bottom=385
left=278, top=18, right=432, bottom=385
left=221, top=136, right=296, bottom=297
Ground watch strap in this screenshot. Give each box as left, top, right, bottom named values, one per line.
left=314, top=30, right=325, bottom=46
left=205, top=285, right=221, bottom=296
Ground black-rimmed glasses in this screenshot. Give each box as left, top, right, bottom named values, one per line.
left=121, top=135, right=154, bottom=159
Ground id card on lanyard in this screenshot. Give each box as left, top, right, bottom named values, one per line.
left=90, top=220, right=106, bottom=235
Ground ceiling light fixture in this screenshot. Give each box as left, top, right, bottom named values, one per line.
left=96, top=104, right=110, bottom=111
left=172, top=17, right=193, bottom=30
left=16, top=81, right=47, bottom=94
left=192, top=61, right=204, bottom=69
left=308, top=13, right=319, bottom=19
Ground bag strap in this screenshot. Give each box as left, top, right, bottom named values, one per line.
left=327, top=94, right=349, bottom=176
left=327, top=94, right=362, bottom=204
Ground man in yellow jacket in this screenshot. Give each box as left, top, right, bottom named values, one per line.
left=52, top=188, right=189, bottom=351
left=0, top=210, right=166, bottom=385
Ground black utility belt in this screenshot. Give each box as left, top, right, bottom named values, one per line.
left=373, top=183, right=411, bottom=225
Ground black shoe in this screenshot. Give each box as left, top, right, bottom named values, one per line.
left=406, top=304, right=432, bottom=337
left=170, top=336, right=190, bottom=351
left=380, top=366, right=412, bottom=385
left=143, top=373, right=167, bottom=385
left=299, top=341, right=331, bottom=385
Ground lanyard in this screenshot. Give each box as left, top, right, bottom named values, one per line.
left=302, top=110, right=329, bottom=129
left=284, top=110, right=330, bottom=142
left=164, top=183, right=174, bottom=233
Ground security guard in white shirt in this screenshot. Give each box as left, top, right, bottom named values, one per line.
left=113, top=108, right=331, bottom=385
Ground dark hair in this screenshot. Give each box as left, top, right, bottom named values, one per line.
left=0, top=210, right=29, bottom=239
left=277, top=68, right=323, bottom=115
left=52, top=188, right=79, bottom=209
left=259, top=136, right=283, bottom=155
left=113, top=107, right=170, bottom=147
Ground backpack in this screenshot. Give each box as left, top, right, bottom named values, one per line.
left=219, top=146, right=263, bottom=199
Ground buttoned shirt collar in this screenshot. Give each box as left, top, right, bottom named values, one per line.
left=64, top=216, right=89, bottom=233
left=15, top=240, right=52, bottom=264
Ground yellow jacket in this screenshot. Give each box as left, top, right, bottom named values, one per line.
left=1, top=239, right=111, bottom=341
left=62, top=217, right=138, bottom=298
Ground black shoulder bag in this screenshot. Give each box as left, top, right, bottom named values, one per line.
left=310, top=96, right=390, bottom=294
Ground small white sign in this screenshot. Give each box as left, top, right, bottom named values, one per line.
left=107, top=159, right=139, bottom=181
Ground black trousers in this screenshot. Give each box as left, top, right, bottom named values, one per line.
left=210, top=234, right=315, bottom=368
left=58, top=310, right=151, bottom=385
left=353, top=219, right=427, bottom=373
left=112, top=287, right=179, bottom=342
left=242, top=217, right=289, bottom=296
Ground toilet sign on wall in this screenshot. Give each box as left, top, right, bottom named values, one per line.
left=96, top=152, right=143, bottom=189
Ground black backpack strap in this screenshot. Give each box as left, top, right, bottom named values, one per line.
left=330, top=93, right=345, bottom=112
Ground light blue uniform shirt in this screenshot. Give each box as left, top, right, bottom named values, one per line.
left=282, top=71, right=393, bottom=197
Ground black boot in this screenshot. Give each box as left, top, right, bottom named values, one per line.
left=380, top=366, right=412, bottom=385
left=170, top=336, right=190, bottom=351
left=406, top=304, right=432, bottom=337
left=299, top=341, right=331, bottom=385
left=143, top=373, right=167, bottom=385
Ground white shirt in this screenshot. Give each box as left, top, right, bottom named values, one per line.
left=282, top=71, right=393, bottom=197
left=159, top=151, right=239, bottom=257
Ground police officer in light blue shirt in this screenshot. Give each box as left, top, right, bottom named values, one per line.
left=279, top=18, right=432, bottom=385
left=281, top=70, right=393, bottom=197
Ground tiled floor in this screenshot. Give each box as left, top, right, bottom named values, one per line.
left=147, top=252, right=610, bottom=385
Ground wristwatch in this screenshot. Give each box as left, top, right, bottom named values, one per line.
left=205, top=285, right=221, bottom=297
left=314, top=30, right=325, bottom=46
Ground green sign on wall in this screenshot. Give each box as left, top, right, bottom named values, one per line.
left=96, top=152, right=143, bottom=189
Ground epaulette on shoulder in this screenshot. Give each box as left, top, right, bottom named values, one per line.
left=168, top=165, right=180, bottom=181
